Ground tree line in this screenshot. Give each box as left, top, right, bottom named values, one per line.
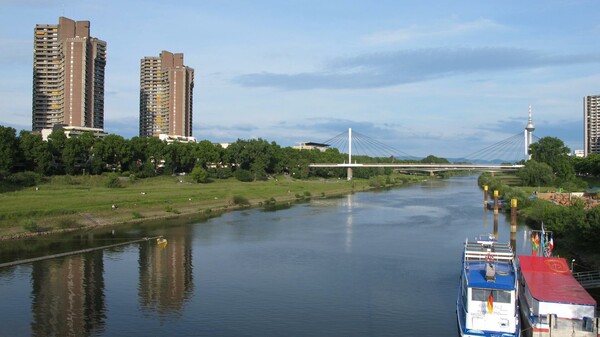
left=517, top=136, right=600, bottom=189
left=482, top=136, right=600, bottom=257
left=0, top=125, right=442, bottom=187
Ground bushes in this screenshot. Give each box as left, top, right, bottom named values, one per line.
left=190, top=166, right=208, bottom=183
left=0, top=171, right=43, bottom=192
left=481, top=172, right=600, bottom=253
left=234, top=169, right=254, bottom=182
left=368, top=176, right=387, bottom=188
left=105, top=173, right=122, bottom=188
left=232, top=195, right=250, bottom=206
left=22, top=219, right=44, bottom=233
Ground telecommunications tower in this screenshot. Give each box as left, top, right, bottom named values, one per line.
left=524, top=105, right=535, bottom=159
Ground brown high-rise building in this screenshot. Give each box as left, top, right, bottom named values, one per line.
left=140, top=51, right=194, bottom=138
left=584, top=95, right=600, bottom=156
left=32, top=17, right=106, bottom=132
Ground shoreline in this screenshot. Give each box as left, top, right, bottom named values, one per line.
left=0, top=176, right=398, bottom=241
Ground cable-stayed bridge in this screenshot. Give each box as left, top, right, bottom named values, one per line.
left=309, top=127, right=534, bottom=179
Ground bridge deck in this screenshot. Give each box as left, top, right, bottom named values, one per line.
left=309, top=163, right=523, bottom=170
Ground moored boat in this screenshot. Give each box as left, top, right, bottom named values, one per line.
left=457, top=234, right=521, bottom=337
left=517, top=255, right=598, bottom=337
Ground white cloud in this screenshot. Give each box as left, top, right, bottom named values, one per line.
left=362, top=19, right=506, bottom=45
left=235, top=47, right=600, bottom=90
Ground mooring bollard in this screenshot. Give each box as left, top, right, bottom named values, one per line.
left=483, top=185, right=488, bottom=209
left=493, top=190, right=499, bottom=215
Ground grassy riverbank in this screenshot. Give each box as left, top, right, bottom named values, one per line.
left=0, top=173, right=428, bottom=240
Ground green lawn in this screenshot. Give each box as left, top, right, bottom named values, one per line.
left=0, top=174, right=425, bottom=238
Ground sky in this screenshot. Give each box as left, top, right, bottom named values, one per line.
left=1, top=0, right=600, bottom=159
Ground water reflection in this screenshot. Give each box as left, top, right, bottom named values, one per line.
left=138, top=226, right=194, bottom=315
left=26, top=225, right=196, bottom=336
left=31, top=251, right=105, bottom=337
left=3, top=176, right=574, bottom=337
left=344, top=194, right=354, bottom=253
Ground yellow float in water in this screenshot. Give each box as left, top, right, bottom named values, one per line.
left=156, top=237, right=168, bottom=247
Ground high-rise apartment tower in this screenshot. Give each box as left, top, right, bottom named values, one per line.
left=32, top=17, right=106, bottom=131
left=584, top=95, right=600, bottom=156
left=139, top=51, right=194, bottom=138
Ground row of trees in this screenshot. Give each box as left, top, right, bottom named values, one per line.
left=516, top=136, right=599, bottom=191
left=0, top=125, right=445, bottom=185
left=484, top=137, right=600, bottom=256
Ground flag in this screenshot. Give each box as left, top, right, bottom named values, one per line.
left=532, top=232, right=540, bottom=256
left=487, top=291, right=494, bottom=313
left=548, top=234, right=554, bottom=255
left=541, top=223, right=546, bottom=256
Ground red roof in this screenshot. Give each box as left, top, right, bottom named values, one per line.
left=518, top=255, right=596, bottom=306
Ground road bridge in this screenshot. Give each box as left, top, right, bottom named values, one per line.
left=309, top=162, right=523, bottom=178
left=309, top=163, right=523, bottom=170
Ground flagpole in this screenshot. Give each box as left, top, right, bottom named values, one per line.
left=541, top=222, right=545, bottom=257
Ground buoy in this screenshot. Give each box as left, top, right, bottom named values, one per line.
left=157, top=237, right=168, bottom=247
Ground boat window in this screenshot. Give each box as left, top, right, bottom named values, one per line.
left=495, top=290, right=511, bottom=303
left=471, top=289, right=511, bottom=303
left=471, top=288, right=487, bottom=301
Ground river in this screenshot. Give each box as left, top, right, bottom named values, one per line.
left=0, top=175, right=533, bottom=337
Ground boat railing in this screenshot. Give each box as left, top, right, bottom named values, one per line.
left=463, top=241, right=515, bottom=263
left=530, top=314, right=600, bottom=335
left=572, top=270, right=600, bottom=289
left=464, top=250, right=514, bottom=262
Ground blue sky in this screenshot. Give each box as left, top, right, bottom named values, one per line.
left=1, top=0, right=599, bottom=159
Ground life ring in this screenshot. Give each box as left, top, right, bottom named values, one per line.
left=486, top=253, right=493, bottom=263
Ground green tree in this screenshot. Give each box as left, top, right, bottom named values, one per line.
left=190, top=165, right=208, bottom=183
left=574, top=154, right=600, bottom=177
left=62, top=137, right=86, bottom=175
left=19, top=131, right=53, bottom=175
left=48, top=129, right=67, bottom=174
left=529, top=137, right=574, bottom=181
left=517, top=160, right=555, bottom=187
left=95, top=134, right=131, bottom=172
left=421, top=155, right=449, bottom=164
left=0, top=126, right=20, bottom=175
left=225, top=139, right=277, bottom=179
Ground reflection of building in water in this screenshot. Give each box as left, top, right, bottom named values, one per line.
left=31, top=251, right=105, bottom=337
left=138, top=227, right=193, bottom=314
left=344, top=194, right=354, bottom=253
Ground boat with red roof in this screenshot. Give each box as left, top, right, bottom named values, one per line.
left=517, top=255, right=598, bottom=337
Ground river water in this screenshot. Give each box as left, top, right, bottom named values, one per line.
left=0, top=176, right=533, bottom=337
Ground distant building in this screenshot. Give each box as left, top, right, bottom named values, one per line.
left=32, top=17, right=106, bottom=132
left=584, top=95, right=600, bottom=156
left=213, top=142, right=231, bottom=149
left=574, top=150, right=585, bottom=158
left=40, top=124, right=107, bottom=141
left=158, top=134, right=196, bottom=144
left=139, top=51, right=194, bottom=138
left=293, top=142, right=330, bottom=152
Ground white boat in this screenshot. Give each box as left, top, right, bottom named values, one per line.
left=457, top=235, right=521, bottom=337
left=517, top=255, right=598, bottom=337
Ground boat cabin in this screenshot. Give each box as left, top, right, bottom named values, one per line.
left=518, top=255, right=598, bottom=337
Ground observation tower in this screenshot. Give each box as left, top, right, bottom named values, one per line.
left=524, top=105, right=535, bottom=159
